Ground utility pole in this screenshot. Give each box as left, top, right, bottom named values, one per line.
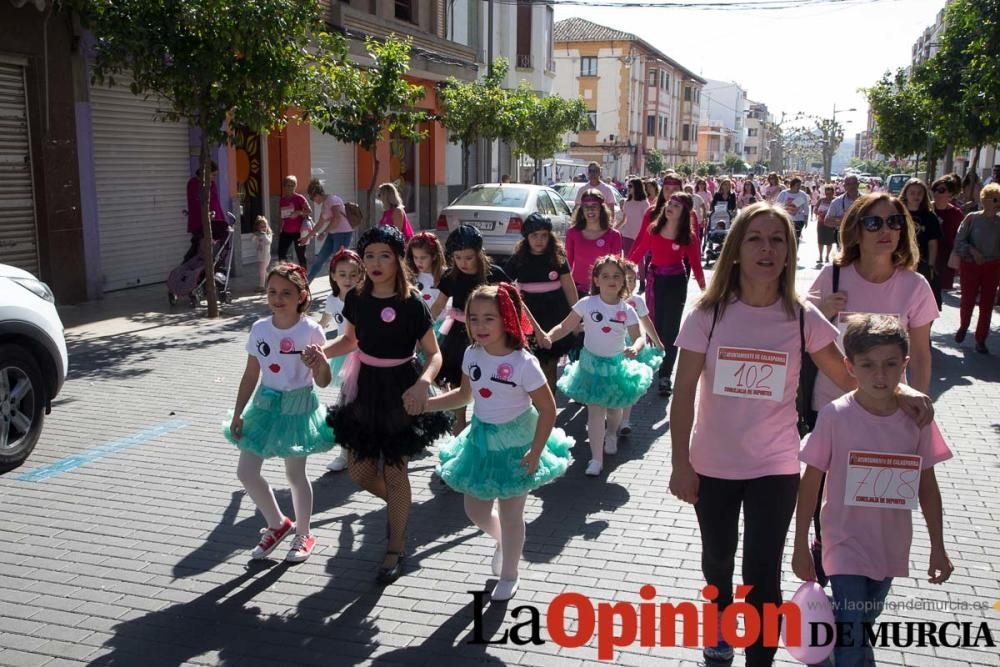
left=484, top=0, right=494, bottom=183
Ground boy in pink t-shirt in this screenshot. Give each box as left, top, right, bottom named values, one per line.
left=793, top=314, right=953, bottom=667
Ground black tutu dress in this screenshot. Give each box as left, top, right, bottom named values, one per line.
left=435, top=264, right=510, bottom=387
left=505, top=254, right=579, bottom=363
left=327, top=289, right=452, bottom=465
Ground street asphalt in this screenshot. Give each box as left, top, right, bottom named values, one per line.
left=1, top=232, right=997, bottom=666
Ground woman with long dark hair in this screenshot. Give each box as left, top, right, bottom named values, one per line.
left=618, top=177, right=652, bottom=256
left=628, top=192, right=705, bottom=396
left=900, top=178, right=943, bottom=309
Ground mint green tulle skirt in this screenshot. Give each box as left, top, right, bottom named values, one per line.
left=437, top=407, right=573, bottom=499
left=224, top=385, right=335, bottom=458
left=627, top=335, right=665, bottom=373
left=557, top=348, right=653, bottom=408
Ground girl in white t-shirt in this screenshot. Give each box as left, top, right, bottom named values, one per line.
left=619, top=260, right=665, bottom=435
left=427, top=284, right=573, bottom=601
left=319, top=249, right=364, bottom=472
left=405, top=231, right=448, bottom=334
left=543, top=255, right=653, bottom=476
left=225, top=263, right=334, bottom=564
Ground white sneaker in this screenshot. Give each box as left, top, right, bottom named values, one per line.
left=491, top=542, right=502, bottom=576
left=326, top=448, right=349, bottom=472
left=585, top=459, right=603, bottom=476
left=603, top=435, right=618, bottom=455
left=618, top=421, right=632, bottom=436
left=491, top=578, right=519, bottom=601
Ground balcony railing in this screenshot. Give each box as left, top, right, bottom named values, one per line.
left=516, top=54, right=532, bottom=69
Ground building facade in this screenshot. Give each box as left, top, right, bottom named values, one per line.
left=696, top=122, right=737, bottom=164
left=700, top=79, right=747, bottom=157
left=744, top=100, right=771, bottom=168
left=553, top=17, right=703, bottom=179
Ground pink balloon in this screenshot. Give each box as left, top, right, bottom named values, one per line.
left=781, top=581, right=835, bottom=664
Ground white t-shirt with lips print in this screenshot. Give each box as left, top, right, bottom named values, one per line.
left=573, top=295, right=640, bottom=357
left=415, top=271, right=447, bottom=321
left=323, top=294, right=346, bottom=335
left=463, top=346, right=547, bottom=424
left=246, top=316, right=327, bottom=392
left=626, top=292, right=649, bottom=318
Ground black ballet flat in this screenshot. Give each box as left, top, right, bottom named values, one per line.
left=376, top=551, right=405, bottom=585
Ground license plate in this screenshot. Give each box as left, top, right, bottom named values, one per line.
left=463, top=220, right=495, bottom=231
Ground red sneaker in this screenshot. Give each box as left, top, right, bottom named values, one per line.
left=285, top=533, right=316, bottom=563
left=250, top=517, right=294, bottom=559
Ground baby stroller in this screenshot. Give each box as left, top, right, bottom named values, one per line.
left=168, top=212, right=236, bottom=307
left=703, top=204, right=732, bottom=267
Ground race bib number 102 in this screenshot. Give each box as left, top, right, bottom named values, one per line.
left=712, top=347, right=788, bottom=402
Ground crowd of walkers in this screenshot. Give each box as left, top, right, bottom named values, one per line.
left=219, top=159, right=998, bottom=666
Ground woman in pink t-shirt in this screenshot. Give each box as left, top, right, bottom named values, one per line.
left=617, top=178, right=651, bottom=256
left=564, top=189, right=623, bottom=294
left=277, top=175, right=312, bottom=268
left=669, top=202, right=852, bottom=665
left=377, top=183, right=414, bottom=241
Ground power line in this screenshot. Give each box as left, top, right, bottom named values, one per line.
left=498, top=0, right=899, bottom=10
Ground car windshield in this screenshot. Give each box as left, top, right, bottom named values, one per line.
left=453, top=186, right=529, bottom=208
left=552, top=184, right=579, bottom=200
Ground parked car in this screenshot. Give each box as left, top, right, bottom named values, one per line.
left=436, top=183, right=573, bottom=258
left=551, top=181, right=625, bottom=211
left=0, top=264, right=68, bottom=472
left=886, top=174, right=911, bottom=196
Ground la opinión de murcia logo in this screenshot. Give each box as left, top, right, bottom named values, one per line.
left=467, top=585, right=997, bottom=660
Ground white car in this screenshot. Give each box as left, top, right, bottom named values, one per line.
left=551, top=181, right=625, bottom=211
left=0, top=264, right=68, bottom=472
left=435, top=183, right=573, bottom=258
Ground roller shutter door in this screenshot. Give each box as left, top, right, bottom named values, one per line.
left=309, top=126, right=356, bottom=213
left=0, top=62, right=39, bottom=275
left=91, top=79, right=190, bottom=291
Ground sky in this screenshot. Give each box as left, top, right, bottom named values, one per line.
left=553, top=0, right=947, bottom=137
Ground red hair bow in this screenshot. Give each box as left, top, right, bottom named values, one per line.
left=329, top=248, right=362, bottom=271
left=410, top=231, right=438, bottom=246
left=496, top=282, right=533, bottom=348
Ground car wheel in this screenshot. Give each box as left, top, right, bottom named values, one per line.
left=0, top=344, right=47, bottom=473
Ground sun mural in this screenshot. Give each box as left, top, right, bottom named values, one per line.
left=235, top=129, right=260, bottom=199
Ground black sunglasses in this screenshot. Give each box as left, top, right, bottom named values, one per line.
left=861, top=214, right=906, bottom=232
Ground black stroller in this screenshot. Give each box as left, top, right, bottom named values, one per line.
left=703, top=204, right=732, bottom=267
left=167, top=212, right=236, bottom=307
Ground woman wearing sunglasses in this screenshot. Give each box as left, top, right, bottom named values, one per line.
left=931, top=176, right=964, bottom=292
left=804, top=193, right=938, bottom=585
left=953, top=182, right=1000, bottom=354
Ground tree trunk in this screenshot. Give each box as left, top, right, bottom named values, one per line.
left=366, top=152, right=380, bottom=228
left=199, top=131, right=220, bottom=318
left=462, top=141, right=470, bottom=191
left=534, top=157, right=541, bottom=185
left=926, top=156, right=937, bottom=183
left=970, top=145, right=982, bottom=176
left=943, top=144, right=954, bottom=174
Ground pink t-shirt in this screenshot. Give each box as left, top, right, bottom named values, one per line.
left=808, top=264, right=939, bottom=411
left=619, top=200, right=651, bottom=240
left=800, top=393, right=952, bottom=580
left=279, top=193, right=311, bottom=234
left=379, top=207, right=414, bottom=241
left=565, top=227, right=623, bottom=289
left=320, top=195, right=351, bottom=234
left=674, top=299, right=839, bottom=480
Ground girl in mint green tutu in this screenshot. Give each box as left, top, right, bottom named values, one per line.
left=318, top=249, right=364, bottom=473
left=225, top=263, right=334, bottom=564
left=619, top=259, right=665, bottom=435
left=542, top=255, right=653, bottom=477
left=427, top=283, right=573, bottom=602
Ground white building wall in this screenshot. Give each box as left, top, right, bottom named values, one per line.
left=701, top=79, right=747, bottom=154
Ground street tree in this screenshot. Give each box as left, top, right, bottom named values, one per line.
left=864, top=69, right=928, bottom=164
left=645, top=149, right=665, bottom=176
left=814, top=118, right=845, bottom=181
left=84, top=0, right=346, bottom=318
left=723, top=153, right=747, bottom=174
left=676, top=162, right=694, bottom=178
left=438, top=59, right=517, bottom=189
left=316, top=36, right=427, bottom=221
left=508, top=88, right=588, bottom=184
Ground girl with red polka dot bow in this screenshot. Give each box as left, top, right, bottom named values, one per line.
left=427, top=283, right=573, bottom=601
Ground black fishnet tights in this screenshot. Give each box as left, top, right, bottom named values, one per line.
left=348, top=455, right=411, bottom=566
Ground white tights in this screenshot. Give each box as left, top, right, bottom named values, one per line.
left=463, top=494, right=527, bottom=581
left=237, top=451, right=312, bottom=536
left=586, top=405, right=622, bottom=464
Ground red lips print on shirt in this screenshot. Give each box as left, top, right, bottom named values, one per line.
left=479, top=388, right=493, bottom=398
left=269, top=363, right=281, bottom=373
left=601, top=326, right=612, bottom=333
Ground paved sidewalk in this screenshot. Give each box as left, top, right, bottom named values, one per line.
left=0, top=238, right=997, bottom=666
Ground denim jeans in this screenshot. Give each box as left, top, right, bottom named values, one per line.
left=307, top=231, right=354, bottom=282
left=830, top=574, right=893, bottom=667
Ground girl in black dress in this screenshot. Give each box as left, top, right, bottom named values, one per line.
left=430, top=224, right=509, bottom=433
left=504, top=213, right=579, bottom=390
left=323, top=225, right=451, bottom=584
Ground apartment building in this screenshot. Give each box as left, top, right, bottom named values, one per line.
left=553, top=17, right=703, bottom=178
left=701, top=79, right=747, bottom=156
left=744, top=100, right=771, bottom=166
left=696, top=122, right=737, bottom=164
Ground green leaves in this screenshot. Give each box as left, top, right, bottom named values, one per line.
left=645, top=149, right=665, bottom=175
left=508, top=88, right=588, bottom=174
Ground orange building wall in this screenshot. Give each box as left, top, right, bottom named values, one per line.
left=267, top=118, right=312, bottom=194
